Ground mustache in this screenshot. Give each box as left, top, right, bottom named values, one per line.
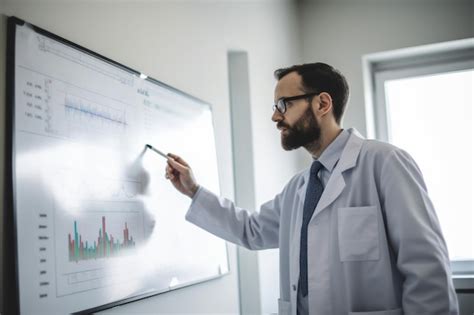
left=277, top=122, right=290, bottom=129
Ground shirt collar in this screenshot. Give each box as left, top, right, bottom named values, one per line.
left=313, top=129, right=350, bottom=173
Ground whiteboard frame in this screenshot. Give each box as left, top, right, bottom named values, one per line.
left=5, top=15, right=229, bottom=315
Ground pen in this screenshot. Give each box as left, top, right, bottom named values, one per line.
left=145, top=144, right=170, bottom=160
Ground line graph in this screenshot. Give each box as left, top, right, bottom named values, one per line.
left=65, top=94, right=127, bottom=127
left=65, top=104, right=126, bottom=125
left=16, top=66, right=131, bottom=143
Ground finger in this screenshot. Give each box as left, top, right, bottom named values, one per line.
left=165, top=166, right=177, bottom=180
left=167, top=153, right=179, bottom=159
left=167, top=170, right=176, bottom=180
left=167, top=153, right=189, bottom=167
left=167, top=163, right=177, bottom=173
left=167, top=158, right=187, bottom=173
left=167, top=160, right=175, bottom=172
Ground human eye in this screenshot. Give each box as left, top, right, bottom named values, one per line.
left=285, top=100, right=294, bottom=107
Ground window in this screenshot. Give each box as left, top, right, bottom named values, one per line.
left=363, top=38, right=474, bottom=281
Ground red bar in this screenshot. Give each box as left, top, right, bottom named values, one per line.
left=68, top=233, right=72, bottom=259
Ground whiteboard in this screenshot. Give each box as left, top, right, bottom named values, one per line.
left=7, top=17, right=228, bottom=314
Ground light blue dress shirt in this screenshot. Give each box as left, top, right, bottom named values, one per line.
left=297, top=129, right=350, bottom=315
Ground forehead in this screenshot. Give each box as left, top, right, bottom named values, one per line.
left=274, top=71, right=304, bottom=100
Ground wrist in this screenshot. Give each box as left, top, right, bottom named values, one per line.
left=189, top=184, right=200, bottom=198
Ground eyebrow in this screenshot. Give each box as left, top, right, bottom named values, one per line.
left=274, top=94, right=297, bottom=102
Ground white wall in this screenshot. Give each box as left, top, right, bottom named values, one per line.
left=0, top=0, right=302, bottom=314
left=300, top=0, right=473, bottom=139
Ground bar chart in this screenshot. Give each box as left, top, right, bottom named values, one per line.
left=54, top=201, right=146, bottom=296
left=68, top=216, right=135, bottom=262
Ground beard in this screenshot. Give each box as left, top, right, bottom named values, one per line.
left=279, top=106, right=321, bottom=151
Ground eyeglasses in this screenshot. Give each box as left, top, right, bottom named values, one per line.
left=272, top=92, right=319, bottom=114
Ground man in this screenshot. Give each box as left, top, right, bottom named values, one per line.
left=165, top=63, right=458, bottom=315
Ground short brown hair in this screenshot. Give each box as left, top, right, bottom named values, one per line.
left=274, top=63, right=349, bottom=124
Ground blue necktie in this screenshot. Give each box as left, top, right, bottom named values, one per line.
left=299, top=161, right=324, bottom=297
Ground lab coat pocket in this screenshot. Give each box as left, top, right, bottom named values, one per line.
left=348, top=308, right=402, bottom=315
left=338, top=206, right=380, bottom=261
left=278, top=298, right=291, bottom=315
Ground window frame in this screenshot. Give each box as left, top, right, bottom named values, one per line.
left=362, top=38, right=474, bottom=290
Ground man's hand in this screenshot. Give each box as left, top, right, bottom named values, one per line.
left=165, top=153, right=199, bottom=198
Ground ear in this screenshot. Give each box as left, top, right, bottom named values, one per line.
left=316, top=92, right=333, bottom=117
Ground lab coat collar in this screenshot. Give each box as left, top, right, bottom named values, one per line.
left=296, top=128, right=365, bottom=218
left=313, top=128, right=350, bottom=174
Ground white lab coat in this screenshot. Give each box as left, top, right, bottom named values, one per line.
left=186, top=128, right=458, bottom=315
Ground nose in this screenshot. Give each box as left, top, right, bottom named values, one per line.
left=271, top=109, right=283, bottom=122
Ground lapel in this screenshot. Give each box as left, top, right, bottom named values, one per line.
left=295, top=128, right=365, bottom=222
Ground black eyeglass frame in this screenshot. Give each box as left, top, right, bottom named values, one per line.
left=272, top=92, right=320, bottom=114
